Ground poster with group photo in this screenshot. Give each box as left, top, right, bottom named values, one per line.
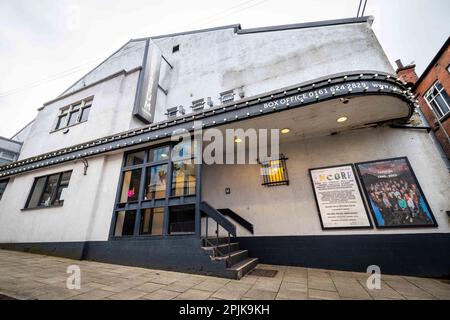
left=355, top=157, right=438, bottom=228
left=309, top=164, right=372, bottom=230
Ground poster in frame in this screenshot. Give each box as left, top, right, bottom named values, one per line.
left=355, top=157, right=438, bottom=229
left=309, top=164, right=373, bottom=230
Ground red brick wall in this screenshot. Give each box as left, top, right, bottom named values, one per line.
left=397, top=66, right=418, bottom=86
left=415, top=44, right=450, bottom=159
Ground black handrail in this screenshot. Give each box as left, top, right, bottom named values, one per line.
left=217, top=208, right=254, bottom=234
left=200, top=201, right=236, bottom=260
left=200, top=202, right=236, bottom=237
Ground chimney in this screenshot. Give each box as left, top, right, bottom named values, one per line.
left=395, top=59, right=418, bottom=87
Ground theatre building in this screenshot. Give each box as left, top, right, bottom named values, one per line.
left=0, top=17, right=449, bottom=279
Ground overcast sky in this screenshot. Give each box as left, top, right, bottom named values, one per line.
left=0, top=0, right=449, bottom=137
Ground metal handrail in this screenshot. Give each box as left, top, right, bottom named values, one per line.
left=200, top=201, right=236, bottom=260
left=200, top=202, right=236, bottom=236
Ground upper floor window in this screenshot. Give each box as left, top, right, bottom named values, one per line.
left=0, top=149, right=17, bottom=164
left=25, top=171, right=72, bottom=209
left=0, top=179, right=8, bottom=200
left=54, top=98, right=93, bottom=131
left=424, top=81, right=450, bottom=119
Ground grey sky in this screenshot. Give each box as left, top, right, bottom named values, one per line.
left=0, top=0, right=449, bottom=137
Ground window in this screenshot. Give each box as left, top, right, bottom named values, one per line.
left=114, top=210, right=136, bottom=236
left=25, top=171, right=72, bottom=209
left=53, top=98, right=93, bottom=131
left=140, top=207, right=164, bottom=235
left=0, top=179, right=8, bottom=200
left=67, top=103, right=81, bottom=126
left=55, top=107, right=69, bottom=130
left=145, top=164, right=168, bottom=200
left=148, top=146, right=169, bottom=162
left=169, top=205, right=195, bottom=234
left=0, top=149, right=17, bottom=164
left=172, top=44, right=180, bottom=53
left=425, top=81, right=450, bottom=119
left=112, top=143, right=198, bottom=238
left=119, top=169, right=142, bottom=203
left=79, top=100, right=92, bottom=122
left=259, top=155, right=289, bottom=187
left=171, top=161, right=196, bottom=196
left=171, top=140, right=196, bottom=196
left=125, top=151, right=145, bottom=166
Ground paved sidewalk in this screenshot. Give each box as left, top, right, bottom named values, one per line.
left=0, top=249, right=449, bottom=300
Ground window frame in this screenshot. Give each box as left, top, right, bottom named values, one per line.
left=24, top=170, right=73, bottom=210
left=52, top=97, right=94, bottom=132
left=0, top=179, right=9, bottom=201
left=259, top=154, right=290, bottom=187
left=424, top=80, right=450, bottom=120
left=110, top=141, right=199, bottom=239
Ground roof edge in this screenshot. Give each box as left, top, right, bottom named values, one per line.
left=139, top=16, right=372, bottom=41
left=237, top=16, right=372, bottom=35
left=414, top=36, right=450, bottom=89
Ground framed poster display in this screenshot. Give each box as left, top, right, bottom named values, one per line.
left=355, top=157, right=438, bottom=228
left=309, top=164, right=372, bottom=230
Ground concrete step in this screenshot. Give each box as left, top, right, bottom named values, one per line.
left=228, top=257, right=259, bottom=280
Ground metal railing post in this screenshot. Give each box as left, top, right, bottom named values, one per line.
left=216, top=222, right=219, bottom=245
left=205, top=217, right=208, bottom=246
left=228, top=232, right=231, bottom=259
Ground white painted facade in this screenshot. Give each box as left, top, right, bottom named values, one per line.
left=18, top=19, right=393, bottom=160
left=0, top=17, right=448, bottom=246
left=0, top=153, right=123, bottom=242
left=202, top=126, right=450, bottom=237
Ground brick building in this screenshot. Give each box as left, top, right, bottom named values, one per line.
left=397, top=37, right=450, bottom=160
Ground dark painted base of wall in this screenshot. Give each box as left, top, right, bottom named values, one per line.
left=237, top=233, right=450, bottom=278
left=1, top=233, right=449, bottom=278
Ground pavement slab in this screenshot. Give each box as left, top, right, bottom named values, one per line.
left=0, top=249, right=447, bottom=300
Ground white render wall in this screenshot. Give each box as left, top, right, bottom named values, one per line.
left=1, top=127, right=449, bottom=244
left=18, top=71, right=141, bottom=160
left=152, top=21, right=393, bottom=122
left=202, top=127, right=450, bottom=237
left=0, top=153, right=123, bottom=243
left=18, top=20, right=393, bottom=159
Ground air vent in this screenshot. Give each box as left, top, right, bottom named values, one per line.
left=166, top=106, right=185, bottom=119
left=191, top=98, right=205, bottom=112
left=166, top=106, right=179, bottom=118
left=219, top=90, right=235, bottom=104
